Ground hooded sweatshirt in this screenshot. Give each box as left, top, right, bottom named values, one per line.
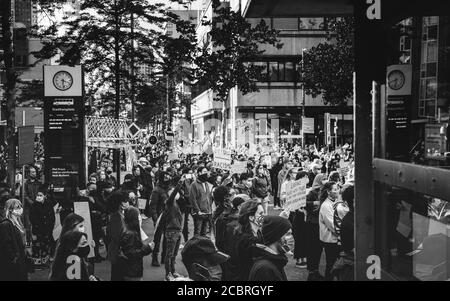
left=248, top=244, right=288, bottom=281
left=305, top=174, right=327, bottom=224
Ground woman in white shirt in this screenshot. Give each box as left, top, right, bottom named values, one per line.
left=318, top=181, right=341, bottom=281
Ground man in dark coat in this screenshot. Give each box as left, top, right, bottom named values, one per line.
left=106, top=191, right=128, bottom=281
left=0, top=218, right=28, bottom=281
left=248, top=216, right=292, bottom=281
left=149, top=171, right=171, bottom=266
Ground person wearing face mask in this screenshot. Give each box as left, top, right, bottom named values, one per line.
left=149, top=171, right=172, bottom=266
left=50, top=230, right=98, bottom=281
left=233, top=173, right=253, bottom=197
left=305, top=173, right=327, bottom=281
left=105, top=167, right=117, bottom=189
left=189, top=167, right=213, bottom=237
left=231, top=200, right=264, bottom=281
left=253, top=164, right=272, bottom=215
left=162, top=175, right=186, bottom=281
left=105, top=191, right=128, bottom=281
left=181, top=236, right=230, bottom=281
left=248, top=215, right=292, bottom=281
left=23, top=166, right=42, bottom=245
left=181, top=168, right=194, bottom=244
left=118, top=207, right=154, bottom=281
left=29, top=186, right=55, bottom=268
left=0, top=199, right=29, bottom=280
left=318, top=181, right=341, bottom=280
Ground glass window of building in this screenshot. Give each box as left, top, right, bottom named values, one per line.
left=269, top=62, right=278, bottom=81
left=285, top=62, right=295, bottom=81
left=272, top=18, right=298, bottom=31
left=299, top=17, right=325, bottom=30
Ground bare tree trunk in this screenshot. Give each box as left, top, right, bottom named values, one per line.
left=2, top=1, right=17, bottom=193
left=114, top=0, right=121, bottom=183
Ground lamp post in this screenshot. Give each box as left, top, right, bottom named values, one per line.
left=301, top=48, right=307, bottom=148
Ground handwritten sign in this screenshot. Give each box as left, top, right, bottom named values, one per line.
left=284, top=180, right=307, bottom=212
left=230, top=161, right=247, bottom=174
left=213, top=148, right=232, bottom=171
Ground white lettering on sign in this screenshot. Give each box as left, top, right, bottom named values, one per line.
left=66, top=255, right=81, bottom=280
left=366, top=0, right=381, bottom=20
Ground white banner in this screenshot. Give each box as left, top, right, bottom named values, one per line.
left=230, top=161, right=247, bottom=174
left=213, top=148, right=232, bottom=171
left=284, top=179, right=307, bottom=212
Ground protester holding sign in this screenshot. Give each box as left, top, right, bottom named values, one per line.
left=252, top=164, right=272, bottom=214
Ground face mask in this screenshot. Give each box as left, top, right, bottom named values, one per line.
left=36, top=196, right=44, bottom=203
left=185, top=174, right=192, bottom=180
left=13, top=208, right=23, bottom=216
left=198, top=174, right=208, bottom=182
left=76, top=245, right=91, bottom=258
left=277, top=237, right=291, bottom=254
left=78, top=225, right=86, bottom=233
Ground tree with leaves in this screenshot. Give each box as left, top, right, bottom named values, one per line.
left=302, top=17, right=355, bottom=106
left=194, top=0, right=282, bottom=145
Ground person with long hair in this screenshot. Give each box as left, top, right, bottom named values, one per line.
left=305, top=173, right=328, bottom=281
left=288, top=171, right=308, bottom=268
left=118, top=206, right=154, bottom=281
left=50, top=230, right=97, bottom=281
left=252, top=164, right=271, bottom=214
left=230, top=200, right=264, bottom=281
left=318, top=181, right=341, bottom=280
left=0, top=199, right=28, bottom=281
left=279, top=168, right=298, bottom=208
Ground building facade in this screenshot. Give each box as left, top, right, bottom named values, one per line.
left=190, top=0, right=353, bottom=149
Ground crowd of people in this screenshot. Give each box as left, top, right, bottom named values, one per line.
left=0, top=141, right=355, bottom=281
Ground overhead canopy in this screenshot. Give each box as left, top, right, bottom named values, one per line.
left=242, top=0, right=353, bottom=18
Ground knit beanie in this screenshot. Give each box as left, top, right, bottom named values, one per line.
left=261, top=215, right=292, bottom=246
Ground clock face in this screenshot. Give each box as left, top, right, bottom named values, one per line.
left=53, top=71, right=73, bottom=91
left=388, top=70, right=405, bottom=90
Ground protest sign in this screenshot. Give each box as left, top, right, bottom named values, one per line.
left=213, top=148, right=232, bottom=170
left=73, top=201, right=95, bottom=258
left=138, top=198, right=147, bottom=210
left=263, top=155, right=272, bottom=169
left=230, top=161, right=247, bottom=174
left=167, top=152, right=178, bottom=161
left=284, top=180, right=307, bottom=212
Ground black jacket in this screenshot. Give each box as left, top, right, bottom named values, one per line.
left=305, top=188, right=320, bottom=224
left=341, top=209, right=354, bottom=253
left=50, top=253, right=90, bottom=281
left=232, top=226, right=262, bottom=281
left=0, top=219, right=28, bottom=281
left=118, top=230, right=152, bottom=278
left=149, top=186, right=168, bottom=223
left=30, top=200, right=55, bottom=237
left=248, top=244, right=288, bottom=281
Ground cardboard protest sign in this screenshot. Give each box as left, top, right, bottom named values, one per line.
left=230, top=161, right=247, bottom=174
left=213, top=149, right=232, bottom=171
left=167, top=152, right=178, bottom=161
left=284, top=180, right=307, bottom=212
left=138, top=198, right=147, bottom=210
left=73, top=201, right=95, bottom=258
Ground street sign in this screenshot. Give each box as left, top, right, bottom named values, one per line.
left=149, top=135, right=157, bottom=145
left=44, top=65, right=85, bottom=193
left=128, top=122, right=141, bottom=138
left=18, top=126, right=35, bottom=166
